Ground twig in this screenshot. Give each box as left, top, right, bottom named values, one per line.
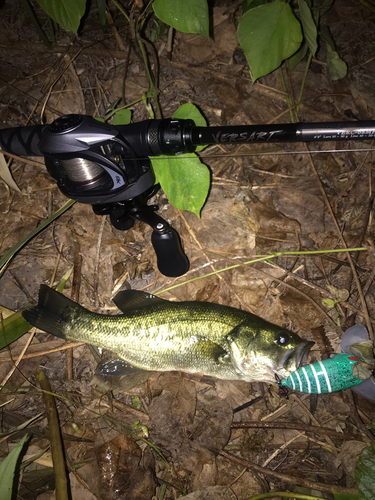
left=231, top=421, right=366, bottom=441
left=218, top=450, right=358, bottom=495
left=306, top=148, right=374, bottom=341
left=36, top=368, right=69, bottom=500
left=0, top=340, right=85, bottom=363
left=93, top=215, right=106, bottom=308
left=178, top=209, right=252, bottom=311
left=106, top=9, right=127, bottom=51
left=249, top=492, right=327, bottom=500
left=91, top=388, right=150, bottom=421
left=0, top=328, right=36, bottom=390
left=289, top=394, right=337, bottom=453
left=262, top=431, right=305, bottom=468
left=345, top=388, right=375, bottom=442
left=254, top=264, right=340, bottom=332
left=0, top=150, right=45, bottom=168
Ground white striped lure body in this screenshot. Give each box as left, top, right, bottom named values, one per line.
left=280, top=354, right=364, bottom=394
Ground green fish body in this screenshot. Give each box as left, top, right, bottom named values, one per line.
left=23, top=285, right=313, bottom=383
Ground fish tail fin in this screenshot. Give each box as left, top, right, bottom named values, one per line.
left=23, top=285, right=77, bottom=339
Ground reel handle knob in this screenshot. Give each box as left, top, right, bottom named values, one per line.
left=151, top=226, right=189, bottom=277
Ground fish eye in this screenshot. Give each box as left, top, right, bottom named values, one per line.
left=275, top=332, right=290, bottom=346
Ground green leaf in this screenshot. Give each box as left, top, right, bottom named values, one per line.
left=288, top=39, right=309, bottom=70
left=153, top=0, right=209, bottom=39
left=298, top=0, right=318, bottom=55
left=326, top=44, right=347, bottom=80
left=0, top=310, right=33, bottom=350
left=319, top=0, right=336, bottom=18
left=172, top=103, right=207, bottom=152
left=0, top=434, right=28, bottom=500
left=322, top=298, right=337, bottom=309
left=242, top=0, right=264, bottom=13
left=96, top=0, right=107, bottom=25
left=151, top=155, right=210, bottom=217
left=132, top=396, right=141, bottom=409
left=320, top=25, right=347, bottom=80
left=36, top=0, right=87, bottom=34
left=113, top=109, right=132, bottom=126
left=238, top=0, right=303, bottom=82
left=150, top=103, right=210, bottom=215
left=172, top=103, right=206, bottom=127
left=355, top=443, right=375, bottom=500
left=0, top=414, right=42, bottom=439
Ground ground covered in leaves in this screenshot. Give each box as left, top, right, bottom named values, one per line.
left=1, top=0, right=375, bottom=499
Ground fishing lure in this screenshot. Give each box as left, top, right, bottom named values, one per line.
left=278, top=354, right=366, bottom=395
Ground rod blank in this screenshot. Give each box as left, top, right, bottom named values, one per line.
left=191, top=120, right=375, bottom=146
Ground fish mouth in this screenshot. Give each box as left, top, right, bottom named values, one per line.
left=282, top=340, right=314, bottom=372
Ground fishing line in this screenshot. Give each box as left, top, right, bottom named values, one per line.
left=116, top=147, right=375, bottom=162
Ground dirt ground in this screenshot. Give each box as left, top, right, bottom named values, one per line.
left=1, top=0, right=375, bottom=499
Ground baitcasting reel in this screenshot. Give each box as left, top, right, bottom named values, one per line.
left=1, top=113, right=375, bottom=277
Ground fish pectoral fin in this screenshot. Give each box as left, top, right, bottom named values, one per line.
left=96, top=358, right=146, bottom=376
left=113, top=290, right=167, bottom=313
left=193, top=337, right=228, bottom=364
left=218, top=353, right=232, bottom=364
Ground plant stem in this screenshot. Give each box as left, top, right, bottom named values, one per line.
left=279, top=66, right=296, bottom=123
left=0, top=199, right=75, bottom=276
left=111, top=0, right=130, bottom=22
left=247, top=492, right=330, bottom=500
left=20, top=0, right=52, bottom=49
left=36, top=368, right=69, bottom=500
left=137, top=37, right=162, bottom=118
left=297, top=52, right=313, bottom=112
left=360, top=0, right=375, bottom=13
left=156, top=247, right=367, bottom=295
left=106, top=99, right=142, bottom=120
left=111, top=0, right=162, bottom=118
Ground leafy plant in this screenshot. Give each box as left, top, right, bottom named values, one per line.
left=355, top=443, right=375, bottom=500
left=2, top=0, right=347, bottom=217
left=0, top=435, right=28, bottom=500
left=24, top=0, right=346, bottom=81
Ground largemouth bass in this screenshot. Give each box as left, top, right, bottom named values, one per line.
left=23, top=285, right=313, bottom=383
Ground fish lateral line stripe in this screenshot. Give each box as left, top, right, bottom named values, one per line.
left=318, top=360, right=331, bottom=392
left=301, top=366, right=311, bottom=393
left=310, top=363, right=321, bottom=394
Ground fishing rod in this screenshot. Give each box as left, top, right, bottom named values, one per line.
left=1, top=114, right=375, bottom=277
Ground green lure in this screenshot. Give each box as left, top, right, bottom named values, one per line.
left=280, top=354, right=366, bottom=394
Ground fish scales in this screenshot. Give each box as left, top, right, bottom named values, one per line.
left=23, top=285, right=314, bottom=382
left=60, top=302, right=252, bottom=376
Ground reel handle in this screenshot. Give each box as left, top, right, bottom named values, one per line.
left=96, top=196, right=189, bottom=277
left=151, top=227, right=189, bottom=277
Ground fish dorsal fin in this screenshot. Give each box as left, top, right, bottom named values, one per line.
left=113, top=290, right=167, bottom=313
